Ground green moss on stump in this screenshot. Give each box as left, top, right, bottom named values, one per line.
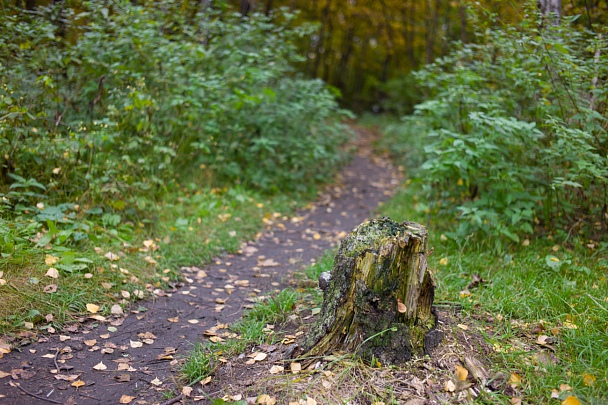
left=301, top=217, right=440, bottom=365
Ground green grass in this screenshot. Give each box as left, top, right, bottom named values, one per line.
left=182, top=288, right=302, bottom=384
left=380, top=182, right=608, bottom=404
left=0, top=186, right=302, bottom=336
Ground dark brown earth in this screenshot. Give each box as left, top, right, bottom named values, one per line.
left=0, top=129, right=403, bottom=405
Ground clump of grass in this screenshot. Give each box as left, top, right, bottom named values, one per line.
left=304, top=248, right=337, bottom=281
left=182, top=288, right=303, bottom=384
left=182, top=342, right=214, bottom=384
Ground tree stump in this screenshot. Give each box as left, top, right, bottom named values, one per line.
left=301, top=217, right=441, bottom=365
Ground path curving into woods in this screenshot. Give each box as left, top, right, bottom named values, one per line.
left=0, top=127, right=402, bottom=405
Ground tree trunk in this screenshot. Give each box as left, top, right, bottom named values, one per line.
left=538, top=0, right=562, bottom=25
left=301, top=217, right=442, bottom=366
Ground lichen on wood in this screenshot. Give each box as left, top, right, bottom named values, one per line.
left=301, top=217, right=441, bottom=365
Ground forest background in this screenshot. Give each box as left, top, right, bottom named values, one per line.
left=1, top=0, right=608, bottom=403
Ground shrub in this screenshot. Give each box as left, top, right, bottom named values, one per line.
left=389, top=4, right=607, bottom=241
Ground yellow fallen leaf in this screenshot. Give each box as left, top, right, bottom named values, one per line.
left=257, top=394, right=276, bottom=405
left=563, top=321, right=578, bottom=329
left=562, top=396, right=582, bottom=405
left=86, top=303, right=100, bottom=314
left=509, top=372, right=522, bottom=387
left=582, top=373, right=596, bottom=386
left=119, top=395, right=136, bottom=404
left=439, top=257, right=448, bottom=266
left=200, top=376, right=212, bottom=385
left=457, top=324, right=469, bottom=331
left=71, top=380, right=86, bottom=388
left=167, top=317, right=179, bottom=323
left=45, top=255, right=58, bottom=265
left=455, top=365, right=468, bottom=381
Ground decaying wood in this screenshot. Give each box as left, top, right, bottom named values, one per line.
left=300, top=217, right=441, bottom=365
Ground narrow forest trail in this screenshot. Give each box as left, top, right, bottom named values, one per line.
left=0, top=127, right=402, bottom=405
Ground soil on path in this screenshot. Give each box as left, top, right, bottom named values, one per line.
left=0, top=128, right=402, bottom=405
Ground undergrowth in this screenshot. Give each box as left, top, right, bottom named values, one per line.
left=0, top=0, right=348, bottom=335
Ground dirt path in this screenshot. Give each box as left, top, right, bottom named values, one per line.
left=0, top=129, right=402, bottom=405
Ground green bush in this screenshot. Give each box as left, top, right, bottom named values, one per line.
left=387, top=4, right=607, bottom=241
left=0, top=1, right=349, bottom=209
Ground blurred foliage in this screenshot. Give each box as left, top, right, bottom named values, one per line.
left=376, top=4, right=608, bottom=242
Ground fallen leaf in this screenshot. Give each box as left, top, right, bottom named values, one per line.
left=306, top=397, right=317, bottom=405
left=257, top=394, right=277, bottom=405
left=582, top=373, right=596, bottom=386
left=508, top=372, right=521, bottom=387
left=0, top=371, right=11, bottom=379
left=59, top=335, right=71, bottom=342
left=269, top=365, right=284, bottom=374
left=150, top=377, right=162, bottom=386
left=86, top=304, right=100, bottom=314
left=187, top=319, right=199, bottom=324
left=45, top=268, right=59, bottom=278
left=562, top=396, right=582, bottom=405
left=200, top=376, right=212, bottom=385
left=182, top=386, right=193, bottom=397
left=253, top=352, right=267, bottom=361
left=111, top=305, right=123, bottom=315
left=45, top=255, right=59, bottom=265
left=130, top=340, right=143, bottom=348
left=455, top=365, right=468, bottom=381
left=54, top=374, right=80, bottom=381
left=93, top=361, right=107, bottom=371
left=290, top=362, right=301, bottom=374
left=444, top=380, right=456, bottom=392
left=259, top=259, right=279, bottom=267
left=440, top=257, right=448, bottom=266
left=563, top=321, right=578, bottom=329
left=43, top=284, right=57, bottom=293
left=71, top=380, right=86, bottom=388
left=104, top=252, right=119, bottom=261
left=119, top=395, right=136, bottom=404
left=457, top=324, right=469, bottom=331
left=167, top=317, right=179, bottom=323
left=511, top=398, right=522, bottom=405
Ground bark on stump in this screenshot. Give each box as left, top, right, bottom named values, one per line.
left=301, top=217, right=441, bottom=365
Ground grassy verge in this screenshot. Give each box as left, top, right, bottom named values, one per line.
left=0, top=187, right=302, bottom=336
left=380, top=178, right=608, bottom=404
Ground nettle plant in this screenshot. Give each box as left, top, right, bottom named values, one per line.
left=411, top=6, right=607, bottom=242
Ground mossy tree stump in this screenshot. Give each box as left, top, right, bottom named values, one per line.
left=301, top=217, right=441, bottom=365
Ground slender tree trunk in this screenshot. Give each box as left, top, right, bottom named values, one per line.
left=538, top=0, right=562, bottom=24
